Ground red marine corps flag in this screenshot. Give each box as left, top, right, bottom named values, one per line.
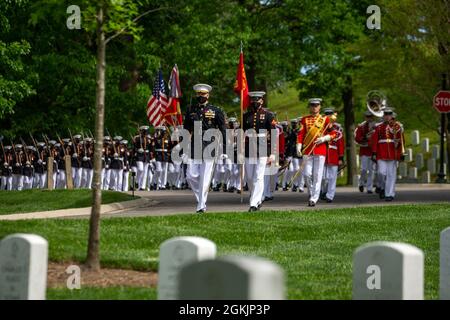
left=234, top=46, right=250, bottom=110
left=164, top=64, right=183, bottom=126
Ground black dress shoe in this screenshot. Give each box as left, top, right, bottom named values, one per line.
left=248, top=206, right=258, bottom=212
left=367, top=190, right=373, bottom=194
left=385, top=196, right=394, bottom=201
left=325, top=197, right=333, bottom=203
left=292, top=185, right=298, bottom=192
left=375, top=187, right=380, bottom=194
left=319, top=193, right=327, bottom=200
left=308, top=201, right=316, bottom=207
left=299, top=189, right=304, bottom=193
left=359, top=185, right=364, bottom=193
left=212, top=186, right=220, bottom=192
left=196, top=209, right=206, bottom=214
left=282, top=187, right=288, bottom=191
left=379, top=190, right=385, bottom=199
left=264, top=196, right=274, bottom=201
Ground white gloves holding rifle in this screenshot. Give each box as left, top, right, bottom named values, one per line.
left=296, top=143, right=302, bottom=157
left=315, top=135, right=331, bottom=145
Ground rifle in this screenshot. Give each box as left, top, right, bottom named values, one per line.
left=10, top=139, right=19, bottom=167
left=0, top=136, right=7, bottom=164
left=106, top=128, right=117, bottom=155
left=20, top=137, right=30, bottom=164
left=29, top=133, right=42, bottom=161
left=56, top=132, right=67, bottom=156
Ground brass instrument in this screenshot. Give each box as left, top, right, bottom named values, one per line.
left=366, top=90, right=387, bottom=118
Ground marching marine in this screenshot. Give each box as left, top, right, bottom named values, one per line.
left=296, top=98, right=338, bottom=207
left=184, top=83, right=227, bottom=213
left=371, top=108, right=405, bottom=201
left=242, top=91, right=277, bottom=212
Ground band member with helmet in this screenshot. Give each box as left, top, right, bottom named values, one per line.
left=371, top=108, right=405, bottom=201
left=320, top=108, right=345, bottom=203
left=355, top=111, right=377, bottom=193
left=296, top=98, right=338, bottom=207
left=184, top=83, right=227, bottom=213
left=243, top=91, right=277, bottom=212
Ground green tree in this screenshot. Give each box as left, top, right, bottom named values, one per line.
left=0, top=0, right=35, bottom=122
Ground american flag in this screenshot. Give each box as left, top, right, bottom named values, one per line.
left=147, top=69, right=169, bottom=127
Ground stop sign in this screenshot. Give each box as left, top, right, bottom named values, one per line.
left=433, top=90, right=450, bottom=113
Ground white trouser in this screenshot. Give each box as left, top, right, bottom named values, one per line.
left=122, top=171, right=129, bottom=191
left=102, top=169, right=110, bottom=190
left=82, top=168, right=93, bottom=189
left=57, top=170, right=67, bottom=189
left=155, top=161, right=168, bottom=188
left=377, top=160, right=397, bottom=197
left=303, top=155, right=326, bottom=203
left=110, top=169, right=123, bottom=191
left=1, top=176, right=12, bottom=190
left=228, top=163, right=241, bottom=190
left=359, top=155, right=375, bottom=191
left=12, top=174, right=24, bottom=191
left=136, top=161, right=146, bottom=190
left=35, top=173, right=46, bottom=189
left=263, top=165, right=278, bottom=198
left=323, top=165, right=338, bottom=200
left=52, top=172, right=57, bottom=189
left=245, top=157, right=267, bottom=208
left=23, top=176, right=33, bottom=190
left=73, top=167, right=82, bottom=189
left=186, top=159, right=214, bottom=211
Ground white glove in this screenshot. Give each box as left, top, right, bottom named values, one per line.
left=268, top=154, right=276, bottom=164
left=220, top=154, right=228, bottom=160
left=181, top=153, right=189, bottom=163
left=72, top=153, right=78, bottom=158
left=296, top=143, right=303, bottom=157
left=237, top=154, right=245, bottom=164
left=315, top=135, right=331, bottom=145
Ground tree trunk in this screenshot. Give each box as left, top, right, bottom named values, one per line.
left=342, top=76, right=357, bottom=185
left=85, top=4, right=106, bottom=271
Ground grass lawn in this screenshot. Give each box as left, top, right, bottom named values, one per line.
left=0, top=203, right=449, bottom=300
left=0, top=189, right=136, bottom=215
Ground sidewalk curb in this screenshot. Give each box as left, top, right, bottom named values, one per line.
left=0, top=197, right=150, bottom=221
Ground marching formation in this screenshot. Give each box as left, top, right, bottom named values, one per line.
left=0, top=85, right=405, bottom=213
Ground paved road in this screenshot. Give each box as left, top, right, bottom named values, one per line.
left=89, top=184, right=450, bottom=219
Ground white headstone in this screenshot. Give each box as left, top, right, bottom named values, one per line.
left=415, top=154, right=424, bottom=169
left=440, top=227, right=450, bottom=300
left=432, top=145, right=440, bottom=159
left=0, top=234, right=48, bottom=300
left=408, top=167, right=418, bottom=179
left=427, top=158, right=436, bottom=174
left=421, top=171, right=430, bottom=183
left=352, top=174, right=360, bottom=188
left=353, top=241, right=424, bottom=300
left=405, top=148, right=413, bottom=162
left=399, top=162, right=408, bottom=177
left=178, top=255, right=285, bottom=300
left=411, top=130, right=420, bottom=145
left=157, top=236, right=216, bottom=300
left=421, top=138, right=429, bottom=153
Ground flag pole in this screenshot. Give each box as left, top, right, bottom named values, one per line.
left=240, top=41, right=244, bottom=204
left=240, top=87, right=244, bottom=203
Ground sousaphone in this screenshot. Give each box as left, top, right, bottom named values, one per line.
left=366, top=90, right=387, bottom=118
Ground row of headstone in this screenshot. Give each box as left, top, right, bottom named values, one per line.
left=2, top=232, right=450, bottom=300
left=157, top=236, right=285, bottom=300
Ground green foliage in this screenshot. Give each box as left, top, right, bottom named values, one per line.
left=0, top=0, right=36, bottom=119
